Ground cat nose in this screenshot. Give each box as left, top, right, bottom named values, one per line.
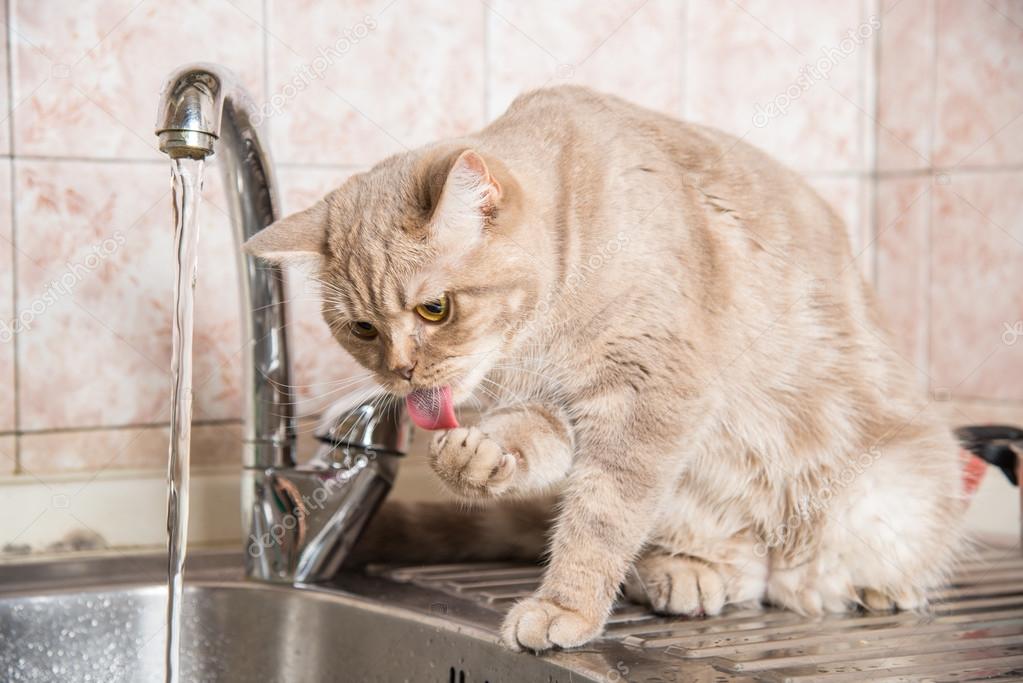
left=394, top=362, right=417, bottom=381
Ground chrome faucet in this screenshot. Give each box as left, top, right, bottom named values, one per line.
left=155, top=63, right=407, bottom=583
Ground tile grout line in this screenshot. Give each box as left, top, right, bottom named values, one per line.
left=10, top=154, right=168, bottom=165
left=0, top=411, right=333, bottom=440
left=0, top=153, right=374, bottom=173
left=875, top=164, right=1023, bottom=177
left=925, top=0, right=939, bottom=394
left=276, top=160, right=366, bottom=171
left=5, top=417, right=244, bottom=439
left=927, top=0, right=938, bottom=178
left=5, top=0, right=19, bottom=474
left=262, top=0, right=271, bottom=145
left=482, top=0, right=490, bottom=123
left=680, top=0, right=688, bottom=121
left=4, top=0, right=14, bottom=164
left=5, top=154, right=1018, bottom=177
left=0, top=463, right=243, bottom=482
left=866, top=0, right=881, bottom=285
left=924, top=167, right=935, bottom=395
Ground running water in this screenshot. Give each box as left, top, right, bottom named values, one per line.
left=164, top=156, right=205, bottom=683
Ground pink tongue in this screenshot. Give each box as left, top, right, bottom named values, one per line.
left=405, top=386, right=459, bottom=431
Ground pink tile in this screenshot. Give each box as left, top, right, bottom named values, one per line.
left=11, top=0, right=264, bottom=159
left=687, top=0, right=873, bottom=172
left=268, top=0, right=485, bottom=166
left=0, top=162, right=13, bottom=433
left=277, top=167, right=355, bottom=215
left=876, top=0, right=934, bottom=171
left=934, top=0, right=1023, bottom=167
left=874, top=176, right=932, bottom=387
left=0, top=0, right=10, bottom=155
left=188, top=169, right=245, bottom=423
left=14, top=159, right=242, bottom=430
left=0, top=436, right=14, bottom=474
left=277, top=167, right=372, bottom=418
left=930, top=171, right=1023, bottom=400
left=486, top=0, right=684, bottom=117
left=939, top=398, right=1023, bottom=431
left=806, top=175, right=872, bottom=280
left=19, top=422, right=241, bottom=474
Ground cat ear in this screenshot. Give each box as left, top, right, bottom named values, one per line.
left=243, top=199, right=329, bottom=267
left=430, top=149, right=502, bottom=249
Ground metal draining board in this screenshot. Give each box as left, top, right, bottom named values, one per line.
left=371, top=543, right=1023, bottom=681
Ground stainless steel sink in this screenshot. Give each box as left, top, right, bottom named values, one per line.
left=1, top=584, right=599, bottom=683
left=0, top=552, right=628, bottom=683
left=3, top=543, right=1023, bottom=682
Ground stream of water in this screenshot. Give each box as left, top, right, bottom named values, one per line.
left=165, top=156, right=205, bottom=683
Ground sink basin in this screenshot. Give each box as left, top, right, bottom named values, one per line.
left=2, top=583, right=598, bottom=683
left=3, top=544, right=1023, bottom=682
left=0, top=552, right=615, bottom=683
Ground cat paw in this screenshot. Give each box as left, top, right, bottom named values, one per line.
left=501, top=596, right=603, bottom=652
left=429, top=427, right=519, bottom=498
left=626, top=554, right=726, bottom=616
left=861, top=587, right=926, bottom=612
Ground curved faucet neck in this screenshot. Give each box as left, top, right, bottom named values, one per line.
left=156, top=64, right=296, bottom=470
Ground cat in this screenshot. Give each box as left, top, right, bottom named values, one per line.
left=245, top=86, right=966, bottom=653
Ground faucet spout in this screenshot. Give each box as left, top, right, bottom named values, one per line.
left=156, top=63, right=409, bottom=583
left=156, top=63, right=295, bottom=471
left=155, top=66, right=219, bottom=159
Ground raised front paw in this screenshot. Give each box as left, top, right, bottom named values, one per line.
left=429, top=426, right=518, bottom=498
left=501, top=596, right=603, bottom=652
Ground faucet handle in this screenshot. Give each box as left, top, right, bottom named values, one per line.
left=245, top=396, right=410, bottom=584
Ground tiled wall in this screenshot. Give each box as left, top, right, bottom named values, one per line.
left=0, top=0, right=1020, bottom=552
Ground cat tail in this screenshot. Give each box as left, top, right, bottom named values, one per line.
left=344, top=496, right=554, bottom=567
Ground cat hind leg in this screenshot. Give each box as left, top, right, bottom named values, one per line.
left=625, top=541, right=768, bottom=616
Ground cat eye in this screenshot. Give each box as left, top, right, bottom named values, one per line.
left=351, top=321, right=378, bottom=339
left=415, top=294, right=450, bottom=323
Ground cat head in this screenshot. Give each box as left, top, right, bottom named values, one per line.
left=245, top=147, right=538, bottom=405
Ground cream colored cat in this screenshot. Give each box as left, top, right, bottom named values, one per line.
left=246, top=86, right=966, bottom=652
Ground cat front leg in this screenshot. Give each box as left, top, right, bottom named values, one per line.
left=501, top=413, right=683, bottom=652
left=429, top=404, right=573, bottom=499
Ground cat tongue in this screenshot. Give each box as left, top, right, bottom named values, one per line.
left=405, top=386, right=459, bottom=431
